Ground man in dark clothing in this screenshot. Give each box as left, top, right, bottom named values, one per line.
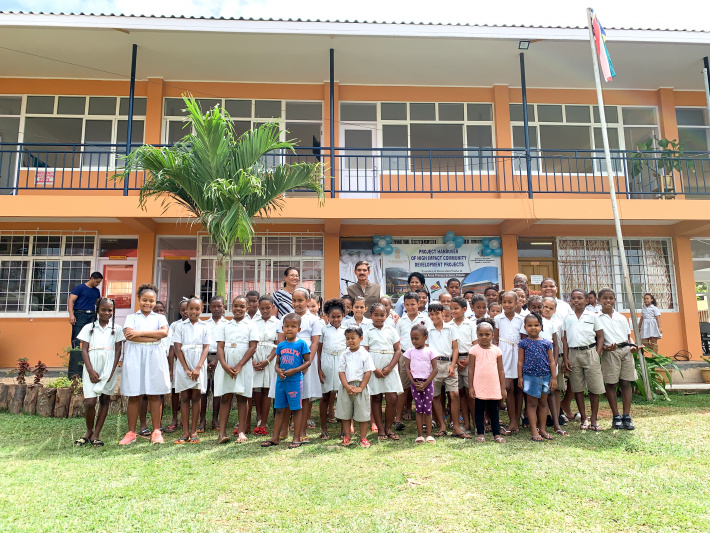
left=68, top=271, right=103, bottom=348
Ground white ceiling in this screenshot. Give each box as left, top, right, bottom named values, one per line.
left=1, top=22, right=709, bottom=90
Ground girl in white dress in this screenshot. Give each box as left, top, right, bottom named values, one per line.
left=173, top=297, right=211, bottom=444
left=251, top=295, right=280, bottom=436
left=137, top=300, right=169, bottom=439
left=75, top=298, right=124, bottom=447
left=274, top=288, right=322, bottom=442
left=493, top=291, right=525, bottom=436
left=318, top=298, right=347, bottom=439
left=363, top=302, right=403, bottom=441
left=214, top=296, right=258, bottom=444
left=343, top=296, right=373, bottom=333
left=119, top=283, right=170, bottom=446
left=639, top=293, right=662, bottom=353
left=165, top=299, right=189, bottom=433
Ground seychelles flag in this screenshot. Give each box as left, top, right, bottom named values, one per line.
left=591, top=9, right=616, bottom=82
left=430, top=281, right=442, bottom=291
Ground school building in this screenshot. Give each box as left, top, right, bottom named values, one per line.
left=1, top=11, right=709, bottom=366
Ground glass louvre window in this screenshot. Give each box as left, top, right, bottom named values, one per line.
left=557, top=237, right=676, bottom=310
left=0, top=233, right=96, bottom=314
left=676, top=107, right=710, bottom=196
left=510, top=103, right=659, bottom=175
left=198, top=234, right=324, bottom=304
left=21, top=95, right=146, bottom=169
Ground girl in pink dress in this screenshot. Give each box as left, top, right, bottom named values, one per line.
left=469, top=318, right=507, bottom=443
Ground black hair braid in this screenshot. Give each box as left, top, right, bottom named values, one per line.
left=90, top=297, right=101, bottom=336
left=111, top=299, right=116, bottom=335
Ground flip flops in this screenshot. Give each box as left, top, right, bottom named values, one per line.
left=360, top=438, right=371, bottom=448
left=91, top=439, right=104, bottom=447
left=414, top=436, right=425, bottom=444
left=73, top=437, right=89, bottom=446
left=260, top=440, right=279, bottom=448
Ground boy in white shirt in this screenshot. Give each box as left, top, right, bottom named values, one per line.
left=394, top=291, right=433, bottom=429
left=595, top=288, right=639, bottom=430
left=428, top=302, right=466, bottom=438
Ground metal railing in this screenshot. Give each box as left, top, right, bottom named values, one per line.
left=2, top=143, right=710, bottom=198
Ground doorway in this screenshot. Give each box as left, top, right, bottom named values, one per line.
left=339, top=124, right=379, bottom=198
left=156, top=236, right=198, bottom=322
left=97, top=259, right=137, bottom=326
left=518, top=260, right=558, bottom=291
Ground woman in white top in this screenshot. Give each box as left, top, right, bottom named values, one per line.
left=214, top=296, right=258, bottom=444
left=274, top=288, right=322, bottom=442
left=318, top=298, right=347, bottom=438
left=75, top=298, right=124, bottom=447
left=251, top=295, right=280, bottom=435
left=363, top=303, right=403, bottom=440
left=119, top=284, right=170, bottom=446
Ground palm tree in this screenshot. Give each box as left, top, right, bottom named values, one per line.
left=117, top=95, right=324, bottom=298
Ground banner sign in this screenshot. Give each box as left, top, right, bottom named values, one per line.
left=383, top=239, right=501, bottom=300
left=35, top=169, right=54, bottom=185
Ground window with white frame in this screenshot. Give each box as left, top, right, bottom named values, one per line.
left=19, top=95, right=146, bottom=169
left=0, top=96, right=21, bottom=193
left=510, top=104, right=660, bottom=176
left=676, top=107, right=710, bottom=195
left=197, top=234, right=323, bottom=306
left=341, top=101, right=495, bottom=173
left=163, top=98, right=323, bottom=166
left=0, top=232, right=96, bottom=314
left=557, top=237, right=676, bottom=310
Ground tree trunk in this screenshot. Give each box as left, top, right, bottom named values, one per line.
left=216, top=252, right=228, bottom=299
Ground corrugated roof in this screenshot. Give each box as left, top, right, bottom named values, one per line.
left=0, top=10, right=706, bottom=33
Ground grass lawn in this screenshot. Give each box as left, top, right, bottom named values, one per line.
left=1, top=394, right=709, bottom=532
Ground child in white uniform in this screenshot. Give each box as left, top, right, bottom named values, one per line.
left=639, top=293, right=662, bottom=352
left=214, top=296, right=258, bottom=444
left=202, top=296, right=228, bottom=433
left=173, top=297, right=211, bottom=444
left=119, top=283, right=170, bottom=446
left=494, top=291, right=525, bottom=436
left=343, top=295, right=373, bottom=333
left=318, top=298, right=347, bottom=439
left=75, top=298, right=124, bottom=447
left=449, top=296, right=477, bottom=434
left=251, top=295, right=280, bottom=435
left=165, top=299, right=188, bottom=433
left=363, top=302, right=402, bottom=440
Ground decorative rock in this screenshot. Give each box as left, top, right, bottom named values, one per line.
left=22, top=385, right=40, bottom=415
left=36, top=387, right=57, bottom=417
left=68, top=392, right=85, bottom=418
left=0, top=383, right=8, bottom=410
left=8, top=384, right=27, bottom=415
left=54, top=388, right=73, bottom=418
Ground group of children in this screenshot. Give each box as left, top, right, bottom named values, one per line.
left=73, top=277, right=659, bottom=448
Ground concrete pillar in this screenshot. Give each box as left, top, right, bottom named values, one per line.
left=672, top=236, right=703, bottom=359
left=500, top=234, right=519, bottom=288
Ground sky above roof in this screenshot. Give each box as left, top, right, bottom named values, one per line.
left=3, top=0, right=710, bottom=31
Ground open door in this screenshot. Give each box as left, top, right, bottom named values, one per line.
left=339, top=125, right=379, bottom=198
left=97, top=260, right=137, bottom=326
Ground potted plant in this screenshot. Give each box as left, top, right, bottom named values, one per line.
left=8, top=358, right=31, bottom=414
left=628, top=137, right=692, bottom=199
left=701, top=356, right=710, bottom=384
left=633, top=349, right=683, bottom=400
left=48, top=373, right=76, bottom=418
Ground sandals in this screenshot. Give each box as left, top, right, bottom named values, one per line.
left=137, top=428, right=152, bottom=439
left=590, top=424, right=603, bottom=432
left=433, top=430, right=447, bottom=437
left=340, top=437, right=352, bottom=447
left=494, top=435, right=506, bottom=443
left=555, top=429, right=570, bottom=437
left=196, top=428, right=205, bottom=434
left=91, top=439, right=104, bottom=447
left=173, top=437, right=189, bottom=444
left=500, top=427, right=518, bottom=436
left=74, top=437, right=89, bottom=446
left=164, top=424, right=178, bottom=434
left=386, top=432, right=400, bottom=441
left=235, top=433, right=248, bottom=443
left=425, top=436, right=436, bottom=444
left=288, top=441, right=302, bottom=449
left=217, top=436, right=230, bottom=445
left=260, top=440, right=279, bottom=448
left=475, top=436, right=485, bottom=443
left=360, top=438, right=371, bottom=448
left=319, top=432, right=330, bottom=440
left=306, top=420, right=316, bottom=429
left=580, top=419, right=591, bottom=430
left=211, top=424, right=220, bottom=431
left=188, top=436, right=200, bottom=444
left=327, top=417, right=338, bottom=424
left=414, top=436, right=425, bottom=444
left=377, top=434, right=388, bottom=441
left=530, top=435, right=544, bottom=442
left=540, top=433, right=554, bottom=441
left=393, top=421, right=405, bottom=431
left=451, top=432, right=471, bottom=439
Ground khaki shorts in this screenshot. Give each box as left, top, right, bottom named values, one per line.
left=457, top=354, right=470, bottom=389
left=568, top=347, right=605, bottom=394
left=334, top=380, right=371, bottom=422
left=601, top=346, right=638, bottom=384
left=433, top=359, right=459, bottom=396
left=398, top=358, right=411, bottom=390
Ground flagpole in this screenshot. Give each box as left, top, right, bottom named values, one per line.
left=586, top=7, right=652, bottom=401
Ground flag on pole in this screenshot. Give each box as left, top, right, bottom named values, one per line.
left=591, top=9, right=616, bottom=82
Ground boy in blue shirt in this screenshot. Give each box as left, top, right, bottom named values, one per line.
left=262, top=313, right=311, bottom=449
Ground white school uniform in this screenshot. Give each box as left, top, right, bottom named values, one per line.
left=396, top=312, right=433, bottom=353
left=364, top=325, right=403, bottom=395
left=320, top=323, right=347, bottom=393
left=450, top=318, right=476, bottom=383
left=343, top=315, right=373, bottom=334
left=173, top=319, right=211, bottom=393
left=270, top=311, right=323, bottom=400
left=428, top=324, right=458, bottom=360
left=213, top=318, right=258, bottom=397
left=77, top=321, right=125, bottom=398
left=385, top=314, right=396, bottom=329
left=640, top=305, right=662, bottom=338
left=167, top=319, right=184, bottom=388
left=495, top=313, right=524, bottom=379
left=585, top=304, right=602, bottom=314
left=553, top=298, right=573, bottom=323
left=563, top=309, right=598, bottom=348
left=121, top=311, right=170, bottom=396
left=594, top=311, right=632, bottom=346
left=251, top=314, right=279, bottom=389
left=205, top=316, right=228, bottom=353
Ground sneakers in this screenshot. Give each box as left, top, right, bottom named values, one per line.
left=622, top=415, right=635, bottom=430
left=612, top=415, right=624, bottom=430
left=118, top=431, right=137, bottom=446
left=151, top=429, right=164, bottom=444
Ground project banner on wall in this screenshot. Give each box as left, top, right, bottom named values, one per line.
left=383, top=239, right=501, bottom=301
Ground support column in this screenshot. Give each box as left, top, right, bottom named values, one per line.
left=323, top=80, right=340, bottom=198
left=493, top=85, right=512, bottom=197
left=145, top=78, right=164, bottom=145
left=323, top=219, right=341, bottom=298
left=672, top=236, right=703, bottom=359
left=136, top=232, right=157, bottom=309
left=500, top=234, right=519, bottom=288
left=657, top=88, right=683, bottom=197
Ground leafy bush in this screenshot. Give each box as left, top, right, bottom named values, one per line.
left=13, top=358, right=31, bottom=385
left=46, top=373, right=82, bottom=394
left=634, top=348, right=683, bottom=401
left=33, top=361, right=48, bottom=384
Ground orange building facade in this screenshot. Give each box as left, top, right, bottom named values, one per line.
left=0, top=13, right=709, bottom=365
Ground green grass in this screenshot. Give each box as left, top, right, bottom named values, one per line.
left=1, top=394, right=709, bottom=532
